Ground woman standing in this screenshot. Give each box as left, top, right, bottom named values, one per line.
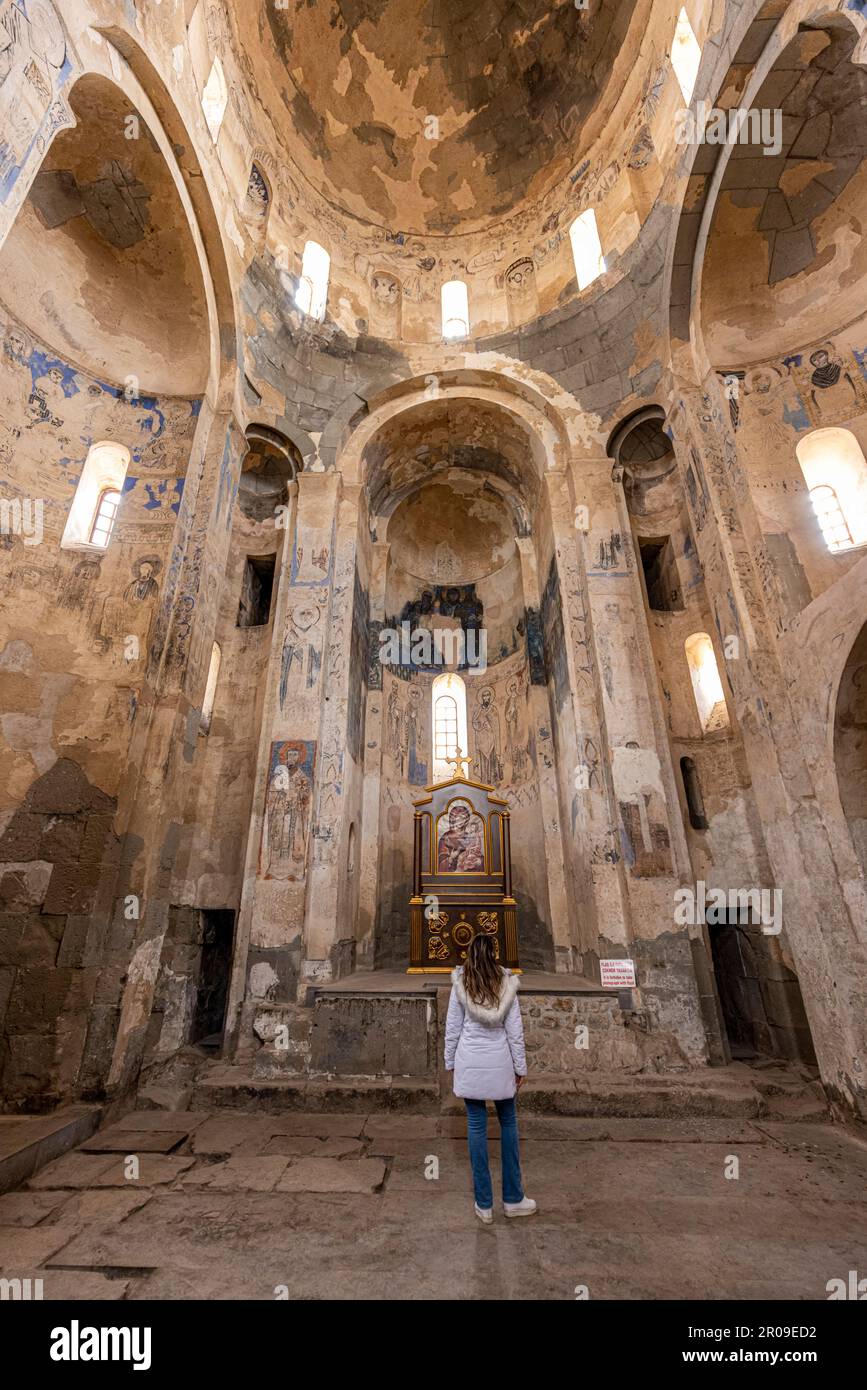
left=444, top=933, right=537, bottom=1224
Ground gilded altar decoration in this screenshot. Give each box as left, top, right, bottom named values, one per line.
left=452, top=919, right=473, bottom=948
left=408, top=770, right=519, bottom=972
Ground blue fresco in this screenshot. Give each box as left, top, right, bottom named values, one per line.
left=782, top=397, right=810, bottom=432
left=214, top=430, right=239, bottom=530
left=0, top=21, right=73, bottom=206
left=290, top=516, right=335, bottom=586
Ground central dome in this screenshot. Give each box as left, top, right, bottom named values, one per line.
left=232, top=0, right=637, bottom=235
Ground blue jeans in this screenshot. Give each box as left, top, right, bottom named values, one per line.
left=464, top=1097, right=524, bottom=1209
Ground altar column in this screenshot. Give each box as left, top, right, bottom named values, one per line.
left=542, top=468, right=631, bottom=961
left=225, top=469, right=336, bottom=1048
left=558, top=450, right=708, bottom=1045
left=514, top=535, right=574, bottom=969
left=300, top=479, right=367, bottom=985
left=547, top=459, right=708, bottom=1060
left=356, top=538, right=390, bottom=970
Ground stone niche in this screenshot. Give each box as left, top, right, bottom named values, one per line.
left=374, top=466, right=553, bottom=975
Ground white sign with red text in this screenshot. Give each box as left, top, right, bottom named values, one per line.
left=600, top=958, right=636, bottom=988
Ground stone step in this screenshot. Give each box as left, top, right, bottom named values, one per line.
left=188, top=1063, right=829, bottom=1121
left=0, top=1103, right=103, bottom=1194
left=192, top=1067, right=439, bottom=1114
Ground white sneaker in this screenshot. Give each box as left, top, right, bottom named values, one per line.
left=474, top=1203, right=494, bottom=1225
left=504, top=1196, right=537, bottom=1218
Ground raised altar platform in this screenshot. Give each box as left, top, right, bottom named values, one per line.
left=244, top=968, right=652, bottom=1084
left=311, top=969, right=614, bottom=998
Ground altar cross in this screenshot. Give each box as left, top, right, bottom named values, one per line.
left=445, top=747, right=471, bottom=778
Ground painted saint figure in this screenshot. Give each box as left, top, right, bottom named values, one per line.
left=387, top=684, right=404, bottom=774
left=406, top=684, right=427, bottom=785
left=809, top=348, right=858, bottom=420
left=264, top=745, right=311, bottom=877
left=124, top=557, right=160, bottom=603
left=472, top=686, right=502, bottom=785
left=504, top=678, right=527, bottom=780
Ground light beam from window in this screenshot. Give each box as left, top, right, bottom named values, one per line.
left=671, top=7, right=701, bottom=105
left=295, top=240, right=330, bottom=321
left=441, top=280, right=469, bottom=340
left=200, top=642, right=222, bottom=734
left=797, top=428, right=867, bottom=550
left=569, top=209, right=605, bottom=291
left=432, top=672, right=468, bottom=779
left=61, top=441, right=130, bottom=552
left=201, top=57, right=228, bottom=142
left=685, top=631, right=729, bottom=733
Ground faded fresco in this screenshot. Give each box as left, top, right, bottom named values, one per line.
left=0, top=0, right=74, bottom=211
left=260, top=740, right=316, bottom=881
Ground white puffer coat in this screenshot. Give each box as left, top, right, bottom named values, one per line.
left=444, top=966, right=527, bottom=1100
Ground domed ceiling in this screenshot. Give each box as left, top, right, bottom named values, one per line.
left=229, top=0, right=639, bottom=235
left=362, top=397, right=543, bottom=520
left=701, top=22, right=867, bottom=366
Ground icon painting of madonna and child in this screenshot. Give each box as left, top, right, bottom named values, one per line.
left=436, top=799, right=486, bottom=873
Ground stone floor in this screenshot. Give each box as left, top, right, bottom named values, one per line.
left=1, top=1107, right=866, bottom=1300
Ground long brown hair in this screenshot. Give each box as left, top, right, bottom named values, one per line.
left=463, top=934, right=503, bottom=1008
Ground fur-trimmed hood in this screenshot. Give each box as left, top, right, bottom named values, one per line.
left=451, top=966, right=519, bottom=1024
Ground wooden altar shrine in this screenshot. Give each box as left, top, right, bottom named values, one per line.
left=408, top=754, right=519, bottom=973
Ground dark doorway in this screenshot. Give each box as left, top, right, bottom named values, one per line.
left=237, top=554, right=276, bottom=627
left=191, top=909, right=235, bottom=1047
left=638, top=535, right=683, bottom=611
left=680, top=756, right=708, bottom=830
left=708, top=913, right=816, bottom=1064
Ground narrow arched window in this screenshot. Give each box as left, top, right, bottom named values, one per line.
left=200, top=641, right=221, bottom=734
left=797, top=429, right=867, bottom=551
left=435, top=696, right=457, bottom=760
left=671, top=7, right=701, bottom=105
left=569, top=209, right=605, bottom=291
left=89, top=489, right=121, bottom=549
left=680, top=756, right=708, bottom=830
left=432, top=672, right=468, bottom=780
left=809, top=485, right=854, bottom=553
left=244, top=162, right=271, bottom=226
left=685, top=631, right=729, bottom=733
left=441, top=280, right=469, bottom=340
left=295, top=240, right=330, bottom=321
left=61, top=441, right=130, bottom=551
left=202, top=57, right=228, bottom=142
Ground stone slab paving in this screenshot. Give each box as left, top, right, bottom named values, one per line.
left=81, top=1129, right=190, bottom=1153
left=0, top=1109, right=864, bottom=1300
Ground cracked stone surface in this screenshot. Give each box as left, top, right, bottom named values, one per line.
left=0, top=1108, right=865, bottom=1299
